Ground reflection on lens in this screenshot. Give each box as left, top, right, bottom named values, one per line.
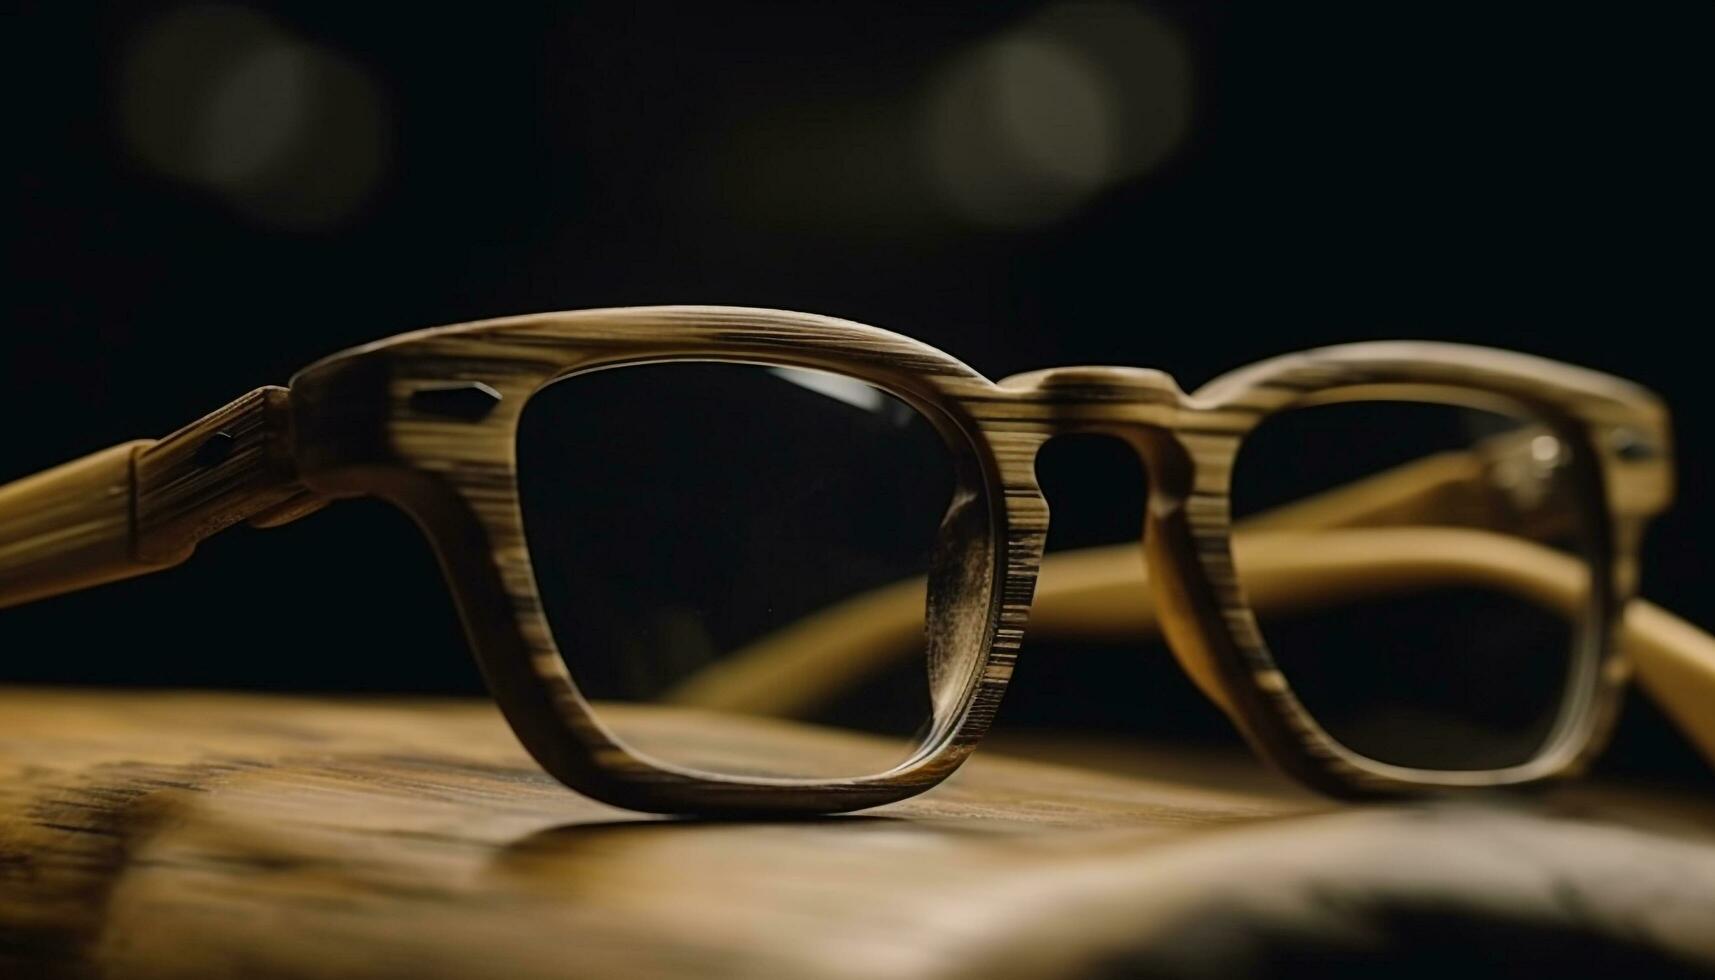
left=517, top=362, right=990, bottom=779
left=1232, top=398, right=1598, bottom=771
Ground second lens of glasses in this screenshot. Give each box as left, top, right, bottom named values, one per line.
left=1231, top=397, right=1602, bottom=772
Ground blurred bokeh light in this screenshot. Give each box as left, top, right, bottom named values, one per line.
left=924, top=2, right=1190, bottom=227
left=118, top=3, right=387, bottom=229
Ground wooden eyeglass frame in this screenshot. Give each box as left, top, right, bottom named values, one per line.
left=0, top=306, right=1693, bottom=815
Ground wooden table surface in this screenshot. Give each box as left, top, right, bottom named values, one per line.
left=2, top=688, right=1712, bottom=979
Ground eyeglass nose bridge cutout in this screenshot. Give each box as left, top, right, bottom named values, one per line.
left=991, top=364, right=1243, bottom=721
left=993, top=365, right=1208, bottom=517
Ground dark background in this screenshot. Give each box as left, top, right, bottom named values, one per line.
left=7, top=2, right=1711, bottom=780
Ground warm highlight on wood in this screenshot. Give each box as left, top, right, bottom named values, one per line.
left=0, top=386, right=314, bottom=609
left=133, top=385, right=304, bottom=562
left=665, top=430, right=1594, bottom=715
left=2, top=688, right=1712, bottom=980
left=673, top=528, right=1715, bottom=770
left=662, top=419, right=1710, bottom=772
left=0, top=441, right=156, bottom=608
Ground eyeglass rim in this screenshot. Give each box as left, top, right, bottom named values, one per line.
left=285, top=306, right=1670, bottom=814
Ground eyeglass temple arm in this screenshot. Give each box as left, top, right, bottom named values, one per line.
left=664, top=435, right=1558, bottom=713
left=668, top=443, right=1715, bottom=770
left=0, top=387, right=325, bottom=610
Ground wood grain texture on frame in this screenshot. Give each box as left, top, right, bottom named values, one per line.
left=0, top=386, right=312, bottom=609
left=0, top=305, right=1678, bottom=813
left=0, top=441, right=156, bottom=608
left=283, top=307, right=1674, bottom=813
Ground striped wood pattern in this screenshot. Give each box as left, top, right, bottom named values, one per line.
left=0, top=306, right=1679, bottom=813
left=0, top=442, right=156, bottom=608
left=10, top=688, right=1712, bottom=979
left=133, top=386, right=304, bottom=562
left=283, top=307, right=1674, bottom=813
left=0, top=386, right=312, bottom=609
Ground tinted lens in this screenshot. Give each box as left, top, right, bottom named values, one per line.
left=517, top=362, right=990, bottom=780
left=1232, top=398, right=1600, bottom=771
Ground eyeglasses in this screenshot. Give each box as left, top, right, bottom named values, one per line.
left=3, top=306, right=1707, bottom=815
